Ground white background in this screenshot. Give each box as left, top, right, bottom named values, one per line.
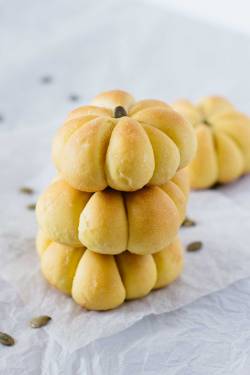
left=146, top=0, right=250, bottom=35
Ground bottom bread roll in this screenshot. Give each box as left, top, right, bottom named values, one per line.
left=36, top=231, right=184, bottom=311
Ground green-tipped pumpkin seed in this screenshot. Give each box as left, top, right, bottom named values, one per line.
left=30, top=315, right=51, bottom=329
left=182, top=217, right=196, bottom=228
left=114, top=106, right=127, bottom=118
left=19, top=187, right=34, bottom=195
left=0, top=332, right=15, bottom=346
left=26, top=203, right=36, bottom=210
left=187, top=241, right=203, bottom=252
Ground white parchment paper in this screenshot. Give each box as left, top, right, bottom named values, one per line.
left=1, top=125, right=250, bottom=353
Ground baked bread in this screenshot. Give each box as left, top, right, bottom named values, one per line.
left=52, top=90, right=196, bottom=192
left=37, top=231, right=184, bottom=311
left=36, top=169, right=189, bottom=255
left=173, top=96, right=250, bottom=189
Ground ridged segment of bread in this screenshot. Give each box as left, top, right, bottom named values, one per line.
left=37, top=232, right=184, bottom=311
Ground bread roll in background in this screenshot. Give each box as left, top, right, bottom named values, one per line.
left=173, top=96, right=250, bottom=189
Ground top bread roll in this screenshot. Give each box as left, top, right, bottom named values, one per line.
left=52, top=90, right=196, bottom=192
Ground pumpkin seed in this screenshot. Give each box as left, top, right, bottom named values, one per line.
left=186, top=241, right=203, bottom=252
left=0, top=332, right=15, bottom=346
left=203, top=119, right=211, bottom=127
left=114, top=106, right=127, bottom=118
left=30, top=315, right=51, bottom=329
left=182, top=217, right=196, bottom=228
left=210, top=182, right=221, bottom=190
left=26, top=203, right=36, bottom=210
left=19, top=186, right=34, bottom=195
left=41, top=75, right=53, bottom=84
left=69, top=94, right=80, bottom=102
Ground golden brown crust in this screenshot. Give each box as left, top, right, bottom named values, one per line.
left=72, top=250, right=126, bottom=310
left=105, top=117, right=155, bottom=191
left=132, top=107, right=197, bottom=169
left=128, top=99, right=170, bottom=116
left=52, top=115, right=99, bottom=170
left=153, top=237, right=184, bottom=289
left=116, top=251, right=157, bottom=299
left=160, top=180, right=187, bottom=223
left=36, top=179, right=91, bottom=246
left=190, top=124, right=218, bottom=189
left=36, top=229, right=52, bottom=256
left=41, top=243, right=85, bottom=295
left=197, top=96, right=234, bottom=120
left=125, top=186, right=180, bottom=254
left=143, top=123, right=180, bottom=184
left=59, top=117, right=115, bottom=192
left=78, top=190, right=128, bottom=254
left=213, top=111, right=250, bottom=172
left=172, top=99, right=202, bottom=126
left=91, top=90, right=135, bottom=112
left=171, top=168, right=190, bottom=198
left=67, top=106, right=112, bottom=122
left=214, top=130, right=244, bottom=182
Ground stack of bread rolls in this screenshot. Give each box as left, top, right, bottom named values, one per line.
left=36, top=90, right=196, bottom=310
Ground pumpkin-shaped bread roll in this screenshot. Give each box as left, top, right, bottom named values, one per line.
left=36, top=169, right=189, bottom=255
left=153, top=237, right=184, bottom=289
left=37, top=231, right=184, bottom=311
left=173, top=96, right=250, bottom=189
left=52, top=90, right=196, bottom=192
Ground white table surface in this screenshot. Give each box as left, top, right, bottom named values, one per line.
left=1, top=1, right=250, bottom=373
